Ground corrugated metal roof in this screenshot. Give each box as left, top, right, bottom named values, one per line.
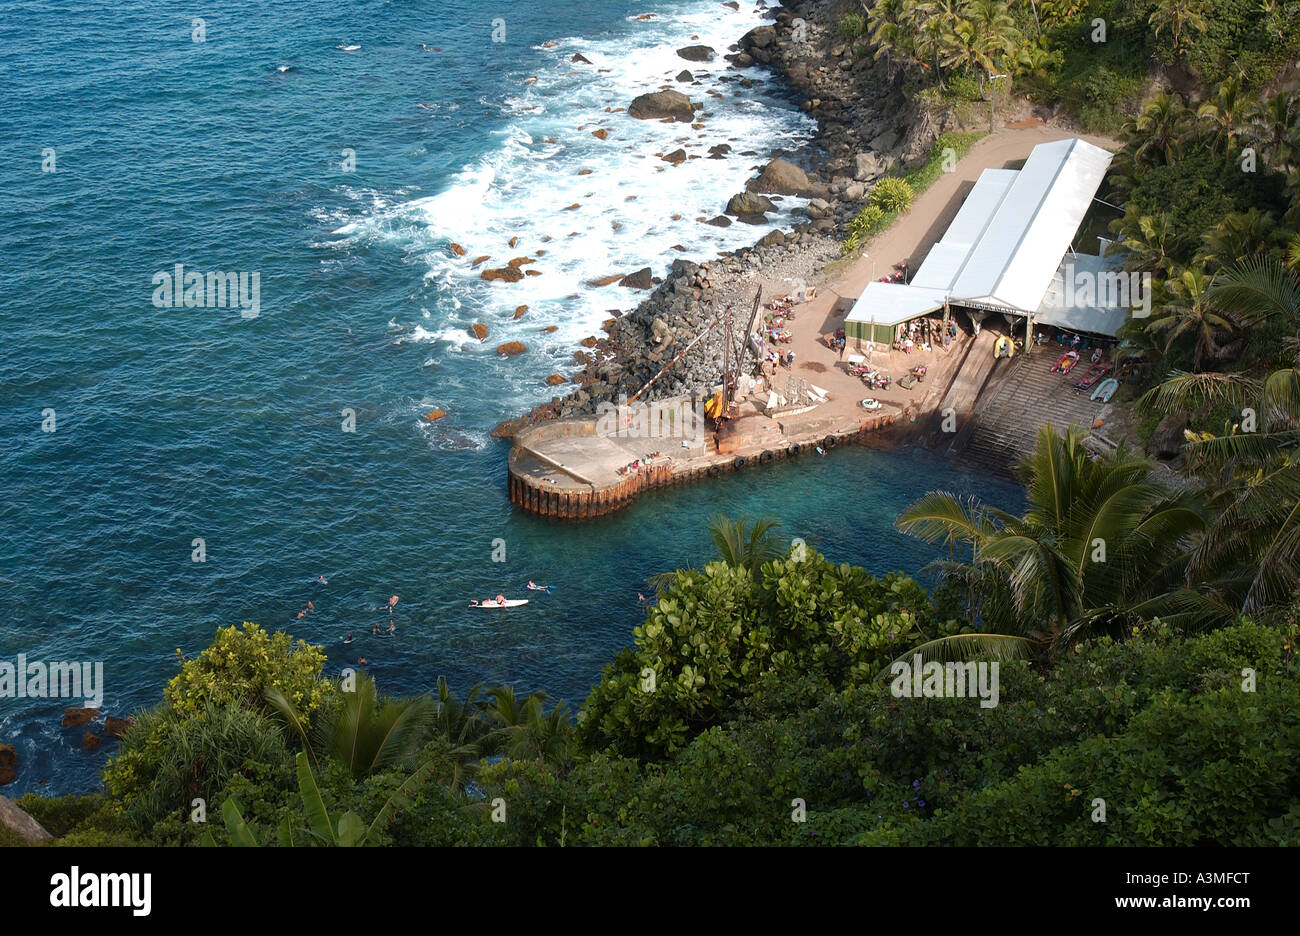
left=845, top=138, right=1115, bottom=328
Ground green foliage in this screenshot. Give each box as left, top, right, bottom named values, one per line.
left=839, top=12, right=868, bottom=41
left=166, top=621, right=331, bottom=719
left=101, top=701, right=293, bottom=842
left=575, top=544, right=939, bottom=760
left=869, top=176, right=915, bottom=213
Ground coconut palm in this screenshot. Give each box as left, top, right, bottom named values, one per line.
left=1132, top=92, right=1193, bottom=167
left=896, top=424, right=1219, bottom=658
left=482, top=686, right=572, bottom=766
left=1196, top=209, right=1281, bottom=270
left=1116, top=212, right=1184, bottom=276
left=1148, top=0, right=1209, bottom=56
left=1145, top=267, right=1240, bottom=370
left=1249, top=90, right=1296, bottom=172
left=1139, top=365, right=1300, bottom=614
left=267, top=672, right=436, bottom=781
left=1197, top=76, right=1250, bottom=157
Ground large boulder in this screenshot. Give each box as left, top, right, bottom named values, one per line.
left=853, top=151, right=891, bottom=181
left=628, top=90, right=695, bottom=122
left=61, top=707, right=97, bottom=728
left=749, top=158, right=811, bottom=196
left=0, top=796, right=51, bottom=843
left=726, top=191, right=776, bottom=222
left=676, top=45, right=715, bottom=62
left=1150, top=412, right=1188, bottom=460
left=497, top=341, right=527, bottom=356
left=619, top=268, right=654, bottom=289
left=740, top=26, right=776, bottom=49
left=482, top=266, right=524, bottom=283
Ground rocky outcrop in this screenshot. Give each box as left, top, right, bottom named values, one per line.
left=514, top=305, right=528, bottom=319
left=628, top=90, right=694, bottom=122
left=471, top=323, right=488, bottom=341
left=703, top=215, right=732, bottom=227
left=62, top=707, right=97, bottom=728
left=620, top=268, right=654, bottom=289
left=482, top=266, right=524, bottom=283
left=0, top=744, right=15, bottom=786
left=662, top=148, right=687, bottom=166
left=749, top=158, right=811, bottom=196
left=546, top=374, right=567, bottom=386
left=449, top=243, right=466, bottom=257
left=425, top=409, right=447, bottom=422
left=592, top=128, right=608, bottom=140
left=676, top=69, right=694, bottom=82
left=708, top=143, right=731, bottom=159
left=497, top=341, right=527, bottom=356
left=572, top=53, right=592, bottom=64
left=103, top=716, right=131, bottom=739
left=726, top=191, right=776, bottom=223
left=0, top=795, right=51, bottom=843
left=676, top=45, right=715, bottom=62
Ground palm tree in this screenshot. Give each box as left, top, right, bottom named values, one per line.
left=1249, top=90, right=1296, bottom=172
left=1145, top=267, right=1240, bottom=370
left=1139, top=365, right=1300, bottom=614
left=1148, top=0, right=1209, bottom=56
left=1195, top=209, right=1281, bottom=270
left=482, top=686, right=572, bottom=766
left=1198, top=76, right=1250, bottom=157
left=1116, top=213, right=1183, bottom=276
left=1132, top=92, right=1193, bottom=167
left=267, top=673, right=436, bottom=781
left=896, top=425, right=1219, bottom=658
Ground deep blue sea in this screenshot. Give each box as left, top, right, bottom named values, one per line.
left=0, top=0, right=1023, bottom=795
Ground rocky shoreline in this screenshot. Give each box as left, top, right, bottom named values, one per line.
left=493, top=0, right=952, bottom=439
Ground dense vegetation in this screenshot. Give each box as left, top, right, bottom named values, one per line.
left=10, top=480, right=1298, bottom=846
left=859, top=0, right=1300, bottom=132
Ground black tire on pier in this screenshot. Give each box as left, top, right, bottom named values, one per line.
left=823, top=435, right=837, bottom=449
left=733, top=456, right=747, bottom=471
left=707, top=465, right=721, bottom=478
left=787, top=443, right=802, bottom=457
left=759, top=450, right=774, bottom=465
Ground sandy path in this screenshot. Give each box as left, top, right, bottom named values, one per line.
left=754, top=124, right=1121, bottom=422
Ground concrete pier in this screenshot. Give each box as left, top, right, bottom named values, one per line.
left=508, top=398, right=900, bottom=519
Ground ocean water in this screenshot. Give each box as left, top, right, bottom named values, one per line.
left=0, top=0, right=1024, bottom=795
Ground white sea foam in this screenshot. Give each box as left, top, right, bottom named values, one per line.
left=327, top=1, right=814, bottom=404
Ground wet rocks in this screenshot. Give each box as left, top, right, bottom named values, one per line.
left=62, top=707, right=97, bottom=728
left=497, top=341, right=527, bottom=357
left=726, top=191, right=775, bottom=223
left=425, top=409, right=447, bottom=422
left=749, top=158, right=812, bottom=196
left=482, top=266, right=524, bottom=283
left=572, top=53, right=592, bottom=64
left=676, top=45, right=715, bottom=62
left=514, top=305, right=529, bottom=319
left=708, top=143, right=731, bottom=159
left=676, top=69, right=694, bottom=82
left=449, top=243, right=466, bottom=257
left=103, top=716, right=130, bottom=739
left=588, top=274, right=625, bottom=287
left=703, top=215, right=732, bottom=227
left=662, top=148, right=687, bottom=166
left=82, top=731, right=102, bottom=751
left=546, top=374, right=567, bottom=386
left=628, top=89, right=695, bottom=122
left=471, top=323, right=488, bottom=340
left=592, top=128, right=608, bottom=140
left=0, top=744, right=15, bottom=786
left=620, top=268, right=654, bottom=289
left=471, top=255, right=490, bottom=267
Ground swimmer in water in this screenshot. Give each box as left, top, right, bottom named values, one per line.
left=343, top=632, right=353, bottom=645
left=317, top=575, right=328, bottom=585
left=358, top=656, right=367, bottom=665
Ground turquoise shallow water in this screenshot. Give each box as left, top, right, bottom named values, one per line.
left=0, top=0, right=1023, bottom=795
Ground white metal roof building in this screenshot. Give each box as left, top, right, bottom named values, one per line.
left=845, top=138, right=1121, bottom=344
